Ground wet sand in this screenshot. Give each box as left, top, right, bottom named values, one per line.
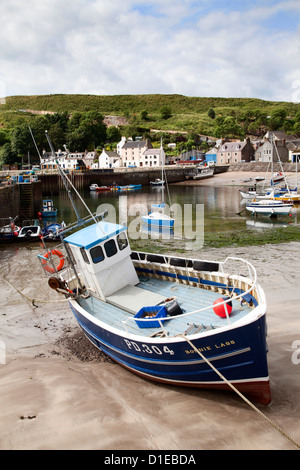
left=1, top=172, right=300, bottom=450
left=176, top=169, right=297, bottom=187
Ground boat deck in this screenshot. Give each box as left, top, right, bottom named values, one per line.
left=76, top=275, right=253, bottom=338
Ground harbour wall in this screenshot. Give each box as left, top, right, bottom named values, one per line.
left=0, top=181, right=42, bottom=220
left=39, top=167, right=189, bottom=194
left=229, top=162, right=298, bottom=172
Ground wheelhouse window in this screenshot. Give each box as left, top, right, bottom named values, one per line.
left=104, top=239, right=117, bottom=257
left=117, top=232, right=128, bottom=251
left=80, top=247, right=90, bottom=264
left=90, top=245, right=105, bottom=263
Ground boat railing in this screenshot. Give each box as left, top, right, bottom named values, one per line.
left=122, top=256, right=259, bottom=333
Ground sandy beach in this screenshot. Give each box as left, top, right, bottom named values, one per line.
left=1, top=171, right=300, bottom=451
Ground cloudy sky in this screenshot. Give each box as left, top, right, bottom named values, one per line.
left=0, top=0, right=300, bottom=101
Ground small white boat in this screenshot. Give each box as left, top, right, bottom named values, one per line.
left=150, top=178, right=164, bottom=186
left=246, top=199, right=293, bottom=216
left=275, top=192, right=300, bottom=203
left=239, top=187, right=258, bottom=199
left=90, top=184, right=110, bottom=192
left=272, top=172, right=285, bottom=184
left=143, top=141, right=174, bottom=228
left=186, top=167, right=214, bottom=180
left=18, top=221, right=41, bottom=240
left=193, top=167, right=214, bottom=180
left=142, top=203, right=174, bottom=228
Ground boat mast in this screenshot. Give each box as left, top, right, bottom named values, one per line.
left=28, top=125, right=42, bottom=163
left=45, top=131, right=82, bottom=221
left=272, top=133, right=290, bottom=193
left=161, top=138, right=164, bottom=204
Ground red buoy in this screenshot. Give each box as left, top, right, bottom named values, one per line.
left=213, top=297, right=232, bottom=318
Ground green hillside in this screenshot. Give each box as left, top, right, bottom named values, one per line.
left=1, top=94, right=300, bottom=167
left=1, top=93, right=299, bottom=116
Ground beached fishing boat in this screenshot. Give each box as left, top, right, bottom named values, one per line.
left=185, top=167, right=214, bottom=180
left=38, top=214, right=271, bottom=405
left=36, top=132, right=271, bottom=405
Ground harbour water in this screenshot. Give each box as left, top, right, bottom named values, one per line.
left=45, top=183, right=300, bottom=240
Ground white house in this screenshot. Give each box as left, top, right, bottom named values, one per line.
left=41, top=150, right=86, bottom=170
left=84, top=151, right=98, bottom=169
left=141, top=148, right=164, bottom=167
left=119, top=139, right=153, bottom=168
left=93, top=149, right=121, bottom=169
left=117, top=136, right=127, bottom=156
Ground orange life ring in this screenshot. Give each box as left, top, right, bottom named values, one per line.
left=41, top=249, right=65, bottom=274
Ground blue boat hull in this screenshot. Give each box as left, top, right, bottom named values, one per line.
left=42, top=210, right=57, bottom=218
left=141, top=216, right=174, bottom=228
left=69, top=300, right=271, bottom=404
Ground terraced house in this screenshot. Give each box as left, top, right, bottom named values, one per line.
left=217, top=137, right=255, bottom=164
left=118, top=138, right=164, bottom=168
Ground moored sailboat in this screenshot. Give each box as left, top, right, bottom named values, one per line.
left=142, top=141, right=174, bottom=228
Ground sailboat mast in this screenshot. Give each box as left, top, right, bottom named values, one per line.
left=161, top=138, right=164, bottom=204
left=28, top=125, right=42, bottom=162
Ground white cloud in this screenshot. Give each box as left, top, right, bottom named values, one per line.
left=0, top=0, right=299, bottom=101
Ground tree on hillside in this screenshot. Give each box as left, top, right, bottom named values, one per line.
left=0, top=129, right=10, bottom=146
left=140, top=110, right=149, bottom=120
left=269, top=108, right=287, bottom=130
left=208, top=108, right=215, bottom=119
left=106, top=126, right=121, bottom=143
left=67, top=112, right=83, bottom=133
left=160, top=106, right=172, bottom=120
left=214, top=115, right=244, bottom=139
left=10, top=123, right=33, bottom=158
left=0, top=142, right=18, bottom=165
left=66, top=111, right=107, bottom=151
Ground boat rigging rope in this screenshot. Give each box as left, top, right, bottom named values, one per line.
left=1, top=274, right=69, bottom=307
left=181, top=334, right=300, bottom=450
